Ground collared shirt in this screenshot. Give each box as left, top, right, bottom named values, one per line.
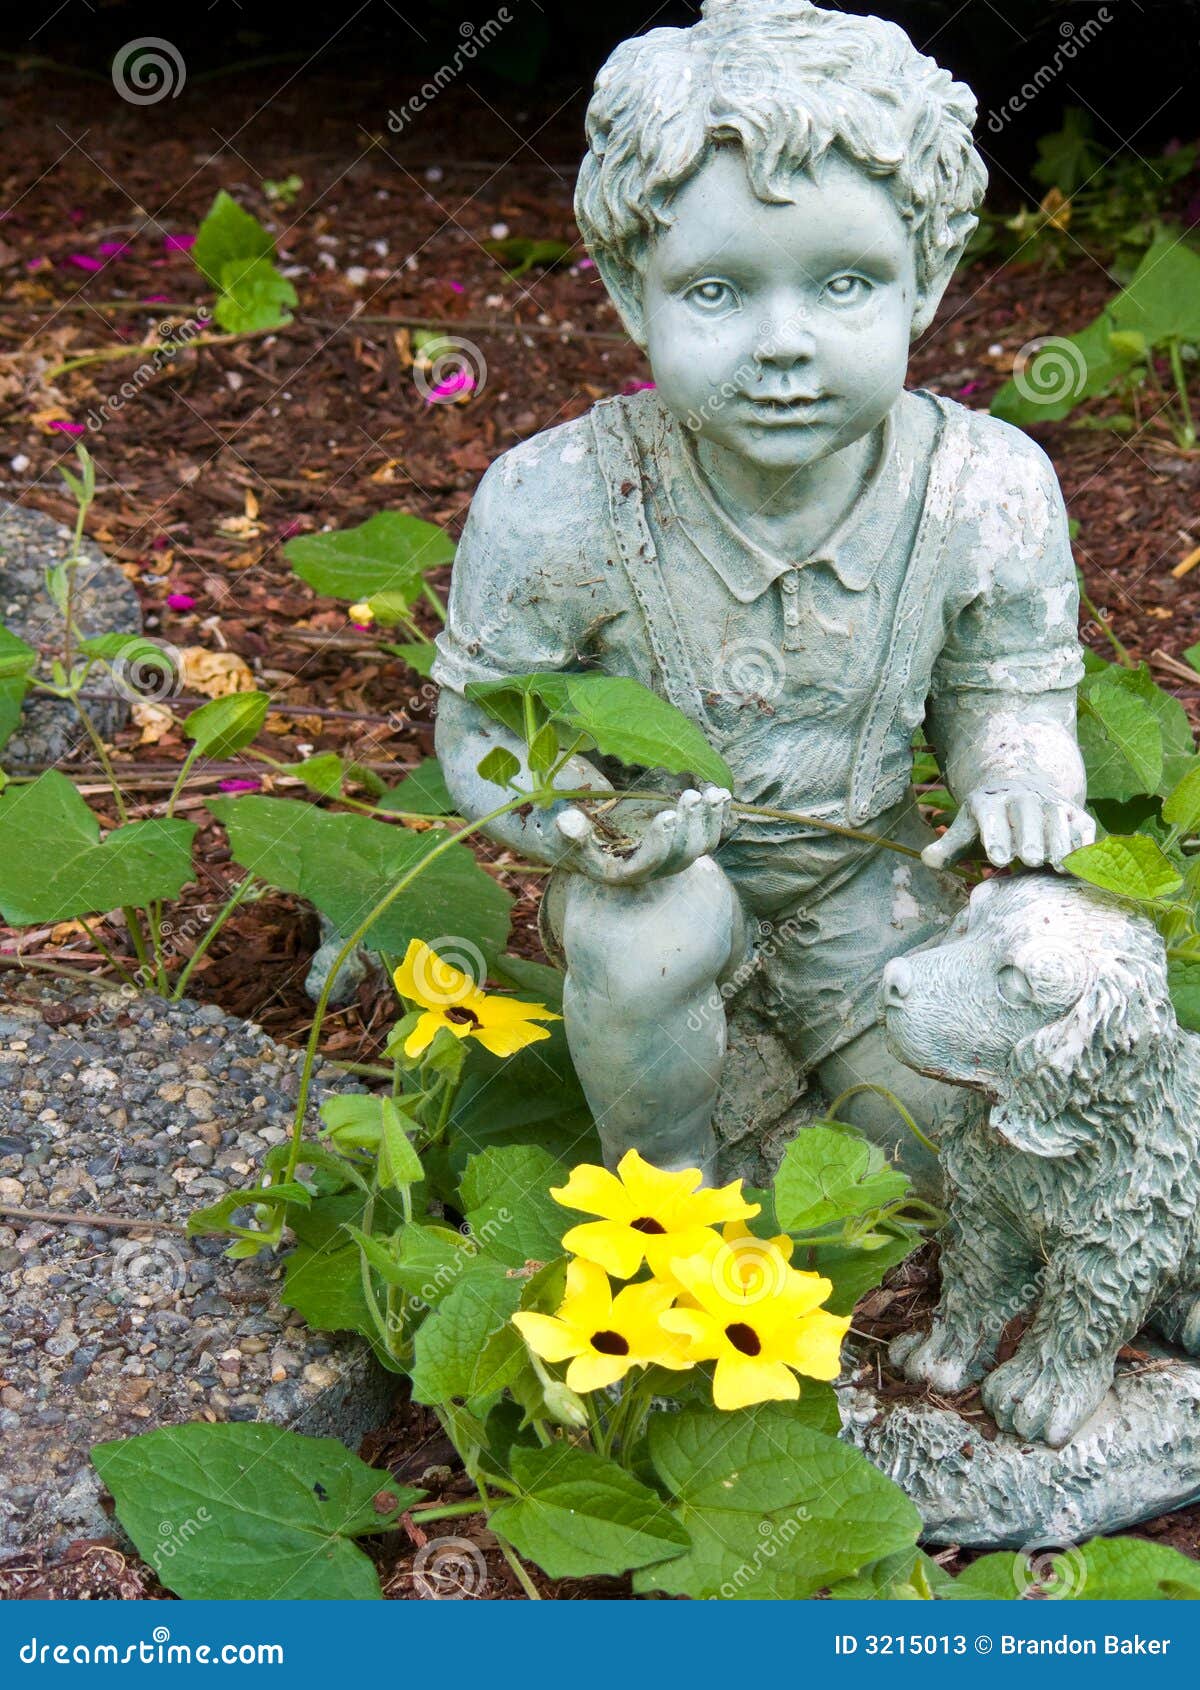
left=433, top=387, right=1083, bottom=822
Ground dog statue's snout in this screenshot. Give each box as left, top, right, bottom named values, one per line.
left=881, top=957, right=913, bottom=1009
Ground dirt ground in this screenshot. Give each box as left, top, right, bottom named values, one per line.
left=3, top=58, right=1200, bottom=1598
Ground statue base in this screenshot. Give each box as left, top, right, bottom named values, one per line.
left=839, top=1350, right=1200, bottom=1547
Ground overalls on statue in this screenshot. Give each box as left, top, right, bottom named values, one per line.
left=539, top=392, right=975, bottom=1185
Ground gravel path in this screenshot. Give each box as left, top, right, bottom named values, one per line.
left=0, top=499, right=140, bottom=770
left=0, top=977, right=395, bottom=1558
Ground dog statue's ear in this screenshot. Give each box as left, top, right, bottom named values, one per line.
left=992, top=974, right=1144, bottom=1156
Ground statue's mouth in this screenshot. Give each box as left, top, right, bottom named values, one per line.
left=741, top=392, right=829, bottom=423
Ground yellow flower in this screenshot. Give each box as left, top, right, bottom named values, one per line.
left=550, top=1148, right=758, bottom=1281
left=349, top=601, right=374, bottom=624
left=512, top=1257, right=691, bottom=1393
left=660, top=1237, right=851, bottom=1412
left=392, top=939, right=560, bottom=1059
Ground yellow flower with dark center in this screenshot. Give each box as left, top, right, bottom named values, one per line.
left=550, top=1148, right=759, bottom=1281
left=660, top=1237, right=851, bottom=1411
left=392, top=939, right=560, bottom=1059
left=512, top=1257, right=691, bottom=1392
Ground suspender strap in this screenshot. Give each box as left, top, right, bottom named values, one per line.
left=849, top=397, right=973, bottom=824
left=590, top=397, right=711, bottom=728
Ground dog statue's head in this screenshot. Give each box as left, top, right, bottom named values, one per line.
left=881, top=874, right=1176, bottom=1157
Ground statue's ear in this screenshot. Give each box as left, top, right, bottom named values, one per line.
left=594, top=251, right=647, bottom=347
left=910, top=245, right=963, bottom=339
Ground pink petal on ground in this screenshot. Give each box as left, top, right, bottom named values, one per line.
left=48, top=420, right=85, bottom=435
left=956, top=380, right=982, bottom=398
left=217, top=777, right=262, bottom=793
left=278, top=519, right=304, bottom=539
left=427, top=370, right=474, bottom=402
left=67, top=253, right=104, bottom=272
left=577, top=257, right=595, bottom=271
left=166, top=592, right=196, bottom=611
left=619, top=378, right=656, bottom=395
left=98, top=240, right=129, bottom=258
left=152, top=535, right=170, bottom=551
left=142, top=294, right=170, bottom=303
left=163, top=233, right=196, bottom=253
left=447, top=279, right=465, bottom=293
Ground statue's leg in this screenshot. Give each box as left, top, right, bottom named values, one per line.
left=559, top=857, right=744, bottom=1177
left=816, top=1021, right=966, bottom=1194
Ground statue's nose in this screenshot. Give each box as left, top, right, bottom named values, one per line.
left=881, top=958, right=912, bottom=1008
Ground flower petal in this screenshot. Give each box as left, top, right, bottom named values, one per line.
left=712, top=1354, right=800, bottom=1412
left=511, top=1312, right=583, bottom=1365
left=471, top=1019, right=553, bottom=1059
left=402, top=1009, right=451, bottom=1058
left=787, top=1309, right=852, bottom=1381
left=560, top=1219, right=647, bottom=1279
left=566, top=1350, right=633, bottom=1393
left=557, top=1257, right=613, bottom=1333
left=551, top=1162, right=635, bottom=1224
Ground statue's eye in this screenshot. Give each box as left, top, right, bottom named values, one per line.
left=825, top=274, right=871, bottom=303
left=997, top=963, right=1034, bottom=1008
left=686, top=279, right=738, bottom=312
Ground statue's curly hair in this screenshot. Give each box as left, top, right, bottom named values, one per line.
left=576, top=0, right=987, bottom=300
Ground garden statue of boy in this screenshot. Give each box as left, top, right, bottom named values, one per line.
left=433, top=0, right=1094, bottom=1182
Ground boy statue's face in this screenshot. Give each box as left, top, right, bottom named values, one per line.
left=635, top=147, right=920, bottom=477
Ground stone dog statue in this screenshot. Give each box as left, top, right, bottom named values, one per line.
left=880, top=874, right=1200, bottom=1449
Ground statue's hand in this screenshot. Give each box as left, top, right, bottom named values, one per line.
left=554, top=786, right=732, bottom=886
left=921, top=785, right=1095, bottom=872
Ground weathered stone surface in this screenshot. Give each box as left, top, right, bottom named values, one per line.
left=0, top=499, right=141, bottom=769
left=840, top=1354, right=1200, bottom=1547
left=0, top=979, right=395, bottom=1560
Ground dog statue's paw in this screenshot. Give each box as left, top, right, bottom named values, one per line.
left=982, top=1349, right=1111, bottom=1448
left=889, top=1324, right=982, bottom=1394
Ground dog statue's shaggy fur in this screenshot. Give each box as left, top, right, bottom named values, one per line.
left=880, top=873, right=1200, bottom=1448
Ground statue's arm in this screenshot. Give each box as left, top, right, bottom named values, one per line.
left=434, top=688, right=612, bottom=864
left=922, top=429, right=1093, bottom=870
left=430, top=453, right=614, bottom=863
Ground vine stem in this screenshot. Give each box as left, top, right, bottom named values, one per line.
left=281, top=791, right=546, bottom=1185
left=171, top=875, right=258, bottom=1000
left=825, top=1082, right=940, bottom=1155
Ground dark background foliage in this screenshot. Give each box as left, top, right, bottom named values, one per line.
left=3, top=1, right=1197, bottom=196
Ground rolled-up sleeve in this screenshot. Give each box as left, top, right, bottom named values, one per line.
left=432, top=451, right=597, bottom=695
left=930, top=428, right=1085, bottom=699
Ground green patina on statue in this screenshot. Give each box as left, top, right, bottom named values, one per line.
left=433, top=0, right=1093, bottom=1187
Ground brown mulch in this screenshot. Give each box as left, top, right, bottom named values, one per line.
left=3, top=59, right=1200, bottom=1598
